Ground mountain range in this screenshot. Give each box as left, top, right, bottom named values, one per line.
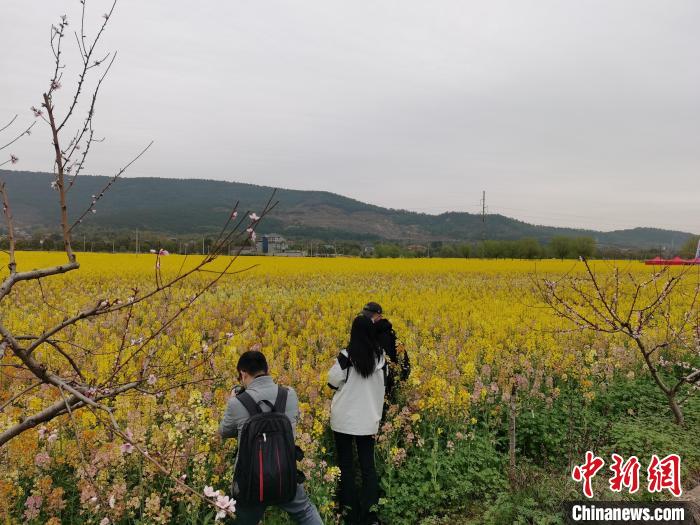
left=0, top=170, right=693, bottom=249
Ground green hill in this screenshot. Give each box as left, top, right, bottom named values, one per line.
left=0, top=170, right=693, bottom=249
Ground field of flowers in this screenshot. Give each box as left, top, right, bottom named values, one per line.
left=1, top=253, right=699, bottom=524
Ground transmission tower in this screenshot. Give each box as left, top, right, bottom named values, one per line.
left=480, top=190, right=487, bottom=240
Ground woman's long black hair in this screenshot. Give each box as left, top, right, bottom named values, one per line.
left=347, top=315, right=380, bottom=378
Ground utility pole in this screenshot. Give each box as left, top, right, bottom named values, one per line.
left=83, top=235, right=86, bottom=252
left=112, top=240, right=115, bottom=253
left=135, top=229, right=140, bottom=255
left=480, top=190, right=487, bottom=241
left=202, top=237, right=205, bottom=255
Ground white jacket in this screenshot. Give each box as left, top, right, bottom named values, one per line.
left=328, top=349, right=386, bottom=436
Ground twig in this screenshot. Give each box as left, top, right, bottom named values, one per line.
left=57, top=0, right=117, bottom=132
left=0, top=121, right=36, bottom=152
left=0, top=115, right=18, bottom=134
left=0, top=380, right=42, bottom=413
left=0, top=182, right=17, bottom=274
left=69, top=141, right=153, bottom=231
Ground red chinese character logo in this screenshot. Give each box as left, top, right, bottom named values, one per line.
left=647, top=454, right=682, bottom=497
left=609, top=454, right=640, bottom=493
left=572, top=451, right=605, bottom=498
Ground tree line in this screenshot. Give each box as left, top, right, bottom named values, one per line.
left=371, top=237, right=595, bottom=259
left=0, top=230, right=253, bottom=255
left=369, top=235, right=699, bottom=260
left=3, top=232, right=696, bottom=261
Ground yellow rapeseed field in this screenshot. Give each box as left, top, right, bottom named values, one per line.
left=0, top=252, right=690, bottom=523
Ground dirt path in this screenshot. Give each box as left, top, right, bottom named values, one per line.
left=681, top=484, right=700, bottom=524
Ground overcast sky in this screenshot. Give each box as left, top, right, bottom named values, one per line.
left=2, top=0, right=699, bottom=233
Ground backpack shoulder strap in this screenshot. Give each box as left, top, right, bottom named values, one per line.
left=273, top=386, right=288, bottom=413
left=236, top=391, right=262, bottom=416
left=259, top=399, right=275, bottom=411
left=337, top=351, right=351, bottom=370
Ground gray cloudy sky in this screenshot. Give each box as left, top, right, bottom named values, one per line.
left=2, top=0, right=699, bottom=233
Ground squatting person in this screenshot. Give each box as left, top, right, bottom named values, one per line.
left=219, top=350, right=323, bottom=525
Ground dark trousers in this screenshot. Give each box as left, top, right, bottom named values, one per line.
left=333, top=431, right=378, bottom=525
left=232, top=484, right=322, bottom=525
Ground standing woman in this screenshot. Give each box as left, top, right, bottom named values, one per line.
left=328, top=313, right=386, bottom=525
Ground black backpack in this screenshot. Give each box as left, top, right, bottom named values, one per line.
left=233, top=387, right=297, bottom=505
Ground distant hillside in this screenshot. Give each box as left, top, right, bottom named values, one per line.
left=0, top=170, right=693, bottom=249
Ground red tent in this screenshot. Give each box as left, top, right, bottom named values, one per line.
left=645, top=256, right=700, bottom=266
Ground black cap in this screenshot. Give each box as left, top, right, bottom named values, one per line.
left=362, top=302, right=382, bottom=314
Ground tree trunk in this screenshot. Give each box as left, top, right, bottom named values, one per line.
left=508, top=385, right=517, bottom=485
left=668, top=393, right=685, bottom=426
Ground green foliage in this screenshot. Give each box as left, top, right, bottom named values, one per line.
left=512, top=376, right=700, bottom=473
left=549, top=237, right=571, bottom=259
left=374, top=243, right=411, bottom=258
left=481, top=467, right=573, bottom=525
left=369, top=237, right=602, bottom=260
left=513, top=386, right=609, bottom=468
left=14, top=375, right=700, bottom=524
left=548, top=236, right=596, bottom=259
left=377, top=432, right=507, bottom=525
left=594, top=377, right=700, bottom=475
left=679, top=235, right=700, bottom=258
left=476, top=238, right=545, bottom=259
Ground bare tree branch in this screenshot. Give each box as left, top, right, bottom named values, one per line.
left=0, top=261, right=80, bottom=301
left=0, top=182, right=17, bottom=274
left=0, top=121, right=36, bottom=152
left=57, top=0, right=117, bottom=132
left=69, top=140, right=153, bottom=231
left=536, top=258, right=700, bottom=426
left=0, top=381, right=138, bottom=446
left=0, top=115, right=18, bottom=134
left=0, top=380, right=42, bottom=413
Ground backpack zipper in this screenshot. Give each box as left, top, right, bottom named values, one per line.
left=259, top=445, right=264, bottom=502
left=275, top=445, right=283, bottom=497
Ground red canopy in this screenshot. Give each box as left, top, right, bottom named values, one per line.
left=645, top=257, right=700, bottom=266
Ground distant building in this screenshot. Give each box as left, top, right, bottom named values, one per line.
left=256, top=234, right=288, bottom=255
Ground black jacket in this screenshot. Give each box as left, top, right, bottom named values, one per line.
left=373, top=319, right=410, bottom=394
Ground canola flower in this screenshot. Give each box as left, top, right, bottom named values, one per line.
left=0, top=252, right=695, bottom=523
